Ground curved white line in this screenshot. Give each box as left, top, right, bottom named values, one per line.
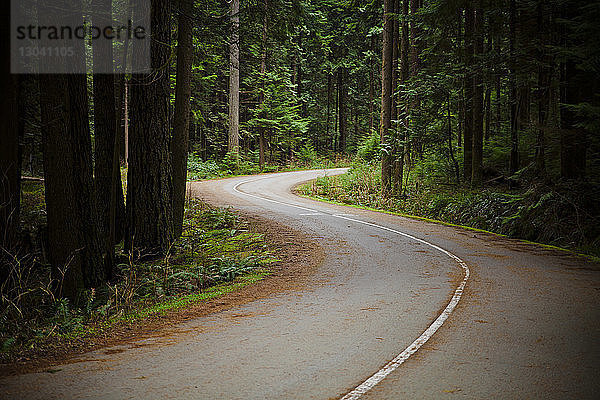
left=231, top=173, right=470, bottom=400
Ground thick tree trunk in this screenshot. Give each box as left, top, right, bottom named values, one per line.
left=93, top=0, right=119, bottom=279
left=228, top=0, right=240, bottom=157
left=463, top=6, right=474, bottom=182
left=0, top=10, right=20, bottom=255
left=471, top=2, right=484, bottom=186
left=40, top=75, right=83, bottom=301
left=0, top=9, right=20, bottom=285
left=40, top=72, right=105, bottom=301
left=126, top=0, right=174, bottom=256
left=380, top=0, right=394, bottom=195
left=172, top=0, right=194, bottom=239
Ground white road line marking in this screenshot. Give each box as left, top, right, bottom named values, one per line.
left=232, top=175, right=470, bottom=400
left=299, top=212, right=325, bottom=216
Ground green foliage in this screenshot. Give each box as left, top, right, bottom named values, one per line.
left=0, top=201, right=274, bottom=358
left=300, top=163, right=600, bottom=257
left=187, top=153, right=222, bottom=180
left=356, top=130, right=381, bottom=162
left=296, top=142, right=318, bottom=165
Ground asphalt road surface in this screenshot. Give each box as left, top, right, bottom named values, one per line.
left=2, top=169, right=599, bottom=399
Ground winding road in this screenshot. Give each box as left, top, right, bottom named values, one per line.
left=2, top=169, right=600, bottom=399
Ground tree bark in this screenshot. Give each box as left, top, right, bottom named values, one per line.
left=126, top=0, right=174, bottom=256
left=457, top=9, right=463, bottom=149
left=259, top=0, right=268, bottom=169
left=535, top=0, right=551, bottom=175
left=560, top=59, right=586, bottom=179
left=172, top=0, right=194, bottom=239
left=391, top=0, right=403, bottom=195
left=228, top=0, right=240, bottom=158
left=448, top=94, right=460, bottom=184
left=471, top=2, right=484, bottom=186
left=463, top=6, right=474, bottom=182
left=484, top=87, right=491, bottom=143
left=400, top=0, right=410, bottom=191
left=409, top=0, right=422, bottom=160
left=40, top=71, right=105, bottom=301
left=0, top=7, right=20, bottom=256
left=326, top=73, right=332, bottom=150
left=338, top=67, right=347, bottom=153
left=509, top=0, right=519, bottom=175
left=369, top=36, right=376, bottom=136
left=380, top=0, right=394, bottom=195
left=93, top=0, right=119, bottom=279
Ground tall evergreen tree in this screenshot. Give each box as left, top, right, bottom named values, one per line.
left=126, top=0, right=174, bottom=255
left=228, top=0, right=240, bottom=157
left=172, top=0, right=194, bottom=239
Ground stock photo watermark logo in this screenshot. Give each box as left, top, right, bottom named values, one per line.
left=11, top=0, right=150, bottom=74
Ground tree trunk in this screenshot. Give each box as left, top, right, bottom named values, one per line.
left=369, top=36, right=375, bottom=136
left=560, top=58, right=586, bottom=180
left=126, top=0, right=174, bottom=256
left=471, top=2, right=484, bottom=186
left=259, top=0, right=268, bottom=169
left=0, top=8, right=20, bottom=285
left=399, top=0, right=410, bottom=193
left=535, top=0, right=551, bottom=175
left=40, top=72, right=105, bottom=301
left=380, top=0, right=394, bottom=195
left=326, top=73, right=332, bottom=148
left=41, top=0, right=105, bottom=299
left=0, top=10, right=20, bottom=254
left=509, top=0, right=519, bottom=175
left=409, top=0, right=422, bottom=160
left=338, top=67, right=347, bottom=153
left=448, top=94, right=460, bottom=184
left=172, top=0, right=194, bottom=239
left=228, top=0, right=240, bottom=158
left=115, top=4, right=132, bottom=166
left=463, top=6, right=474, bottom=182
left=484, top=87, right=491, bottom=143
left=391, top=0, right=403, bottom=195
left=93, top=0, right=119, bottom=279
left=457, top=9, right=463, bottom=149
left=334, top=70, right=339, bottom=151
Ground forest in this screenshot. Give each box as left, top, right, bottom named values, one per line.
left=0, top=0, right=599, bottom=357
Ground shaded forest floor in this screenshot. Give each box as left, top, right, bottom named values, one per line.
left=297, top=162, right=600, bottom=260
left=0, top=178, right=321, bottom=373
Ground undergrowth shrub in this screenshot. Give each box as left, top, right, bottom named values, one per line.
left=356, top=131, right=381, bottom=162
left=300, top=162, right=600, bottom=257
left=0, top=200, right=274, bottom=358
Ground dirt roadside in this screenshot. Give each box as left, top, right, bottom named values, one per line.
left=0, top=210, right=323, bottom=377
